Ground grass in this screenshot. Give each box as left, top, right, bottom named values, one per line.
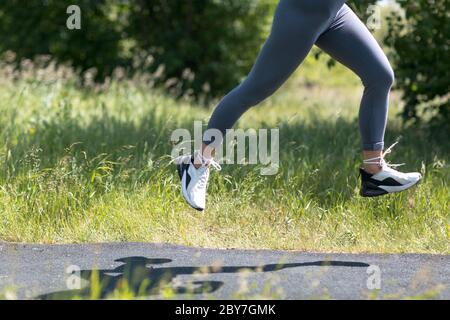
left=0, top=53, right=448, bottom=254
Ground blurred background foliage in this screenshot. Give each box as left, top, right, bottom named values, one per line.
left=384, top=0, right=449, bottom=127
left=0, top=0, right=123, bottom=80
left=0, top=0, right=448, bottom=127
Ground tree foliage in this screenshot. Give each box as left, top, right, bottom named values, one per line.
left=0, top=0, right=122, bottom=79
left=0, top=0, right=273, bottom=99
left=0, top=0, right=447, bottom=126
left=385, top=0, right=449, bottom=125
left=125, top=0, right=273, bottom=100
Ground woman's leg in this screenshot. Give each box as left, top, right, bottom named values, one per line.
left=179, top=2, right=420, bottom=208
left=203, top=0, right=346, bottom=157
left=315, top=5, right=394, bottom=173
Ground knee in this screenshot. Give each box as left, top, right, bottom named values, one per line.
left=381, top=66, right=395, bottom=88
left=364, top=65, right=395, bottom=90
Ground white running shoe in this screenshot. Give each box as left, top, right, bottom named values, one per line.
left=175, top=151, right=221, bottom=211
left=360, top=142, right=422, bottom=197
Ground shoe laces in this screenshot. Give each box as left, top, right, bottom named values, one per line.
left=194, top=151, right=221, bottom=189
left=363, top=141, right=405, bottom=169
left=194, top=150, right=222, bottom=171
left=172, top=151, right=222, bottom=171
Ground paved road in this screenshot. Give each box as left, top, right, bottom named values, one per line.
left=0, top=242, right=448, bottom=299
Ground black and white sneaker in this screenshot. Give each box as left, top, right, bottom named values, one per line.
left=360, top=142, right=422, bottom=197
left=175, top=151, right=221, bottom=211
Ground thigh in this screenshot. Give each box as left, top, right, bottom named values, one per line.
left=315, top=5, right=393, bottom=84
left=240, top=0, right=327, bottom=95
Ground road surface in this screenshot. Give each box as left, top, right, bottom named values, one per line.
left=0, top=242, right=448, bottom=299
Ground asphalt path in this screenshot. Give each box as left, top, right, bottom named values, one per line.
left=0, top=242, right=448, bottom=299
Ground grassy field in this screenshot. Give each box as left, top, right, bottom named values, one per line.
left=0, top=54, right=448, bottom=254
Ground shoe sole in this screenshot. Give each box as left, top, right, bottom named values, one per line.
left=361, top=177, right=421, bottom=197
left=177, top=164, right=205, bottom=212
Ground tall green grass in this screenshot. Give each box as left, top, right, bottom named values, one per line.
left=0, top=54, right=448, bottom=253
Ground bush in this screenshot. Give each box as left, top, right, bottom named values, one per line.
left=385, top=0, right=449, bottom=126
left=126, top=0, right=274, bottom=100
left=0, top=0, right=447, bottom=123
left=0, top=0, right=123, bottom=80
left=347, top=0, right=376, bottom=21
left=0, top=0, right=274, bottom=100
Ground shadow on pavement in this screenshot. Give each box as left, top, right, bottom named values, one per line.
left=37, top=256, right=369, bottom=299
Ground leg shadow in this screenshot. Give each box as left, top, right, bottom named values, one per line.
left=37, top=256, right=369, bottom=299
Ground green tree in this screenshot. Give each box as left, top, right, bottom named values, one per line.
left=126, top=0, right=274, bottom=100
left=348, top=0, right=377, bottom=20
left=0, top=0, right=122, bottom=80
left=385, top=0, right=449, bottom=126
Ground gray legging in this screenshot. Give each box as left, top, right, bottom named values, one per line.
left=206, top=0, right=394, bottom=151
